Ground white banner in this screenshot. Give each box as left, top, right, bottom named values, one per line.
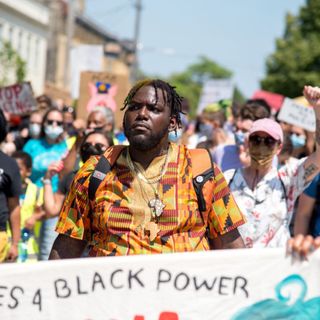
left=277, top=98, right=315, bottom=132
left=0, top=248, right=319, bottom=320
left=197, top=79, right=234, bottom=114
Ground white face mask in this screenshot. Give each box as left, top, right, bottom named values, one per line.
left=29, top=123, right=41, bottom=138
left=44, top=125, right=63, bottom=140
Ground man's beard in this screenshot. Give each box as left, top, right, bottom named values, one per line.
left=124, top=122, right=169, bottom=151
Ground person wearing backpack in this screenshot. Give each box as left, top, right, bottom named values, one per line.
left=49, top=79, right=247, bottom=259
left=223, top=85, right=320, bottom=248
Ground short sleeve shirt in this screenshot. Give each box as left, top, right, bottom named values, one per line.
left=224, top=157, right=307, bottom=248
left=56, top=143, right=245, bottom=256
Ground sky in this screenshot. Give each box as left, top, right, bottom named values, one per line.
left=85, top=0, right=306, bottom=98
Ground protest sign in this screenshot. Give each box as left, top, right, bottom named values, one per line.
left=77, top=71, right=130, bottom=128
left=277, top=98, right=315, bottom=132
left=0, top=248, right=319, bottom=320
left=197, top=79, right=234, bottom=114
left=0, top=82, right=36, bottom=115
left=70, top=45, right=104, bottom=99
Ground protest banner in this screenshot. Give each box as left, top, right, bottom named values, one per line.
left=277, top=97, right=315, bottom=132
left=77, top=71, right=130, bottom=128
left=0, top=82, right=36, bottom=115
left=197, top=79, right=234, bottom=114
left=0, top=248, right=319, bottom=320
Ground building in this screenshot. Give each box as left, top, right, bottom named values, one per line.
left=0, top=0, right=49, bottom=95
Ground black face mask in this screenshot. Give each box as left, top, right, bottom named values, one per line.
left=80, top=142, right=107, bottom=162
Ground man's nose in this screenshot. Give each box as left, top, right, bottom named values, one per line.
left=137, top=106, right=149, bottom=118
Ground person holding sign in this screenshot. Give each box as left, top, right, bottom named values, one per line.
left=49, top=79, right=246, bottom=259
left=224, top=85, right=320, bottom=248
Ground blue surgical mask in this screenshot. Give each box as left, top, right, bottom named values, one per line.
left=168, top=129, right=182, bottom=143
left=290, top=133, right=306, bottom=148
left=44, top=125, right=63, bottom=140
left=234, top=130, right=246, bottom=146
left=29, top=123, right=41, bottom=138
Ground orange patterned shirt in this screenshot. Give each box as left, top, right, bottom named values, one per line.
left=56, top=143, right=245, bottom=256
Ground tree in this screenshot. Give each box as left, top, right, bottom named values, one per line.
left=261, top=0, right=320, bottom=98
left=167, top=56, right=236, bottom=117
left=0, top=41, right=26, bottom=86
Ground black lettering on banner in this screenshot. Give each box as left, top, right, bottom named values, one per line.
left=77, top=276, right=89, bottom=295
left=193, top=277, right=218, bottom=291
left=234, top=276, right=249, bottom=298
left=8, top=286, right=24, bottom=309
left=54, top=279, right=71, bottom=298
left=128, top=269, right=144, bottom=289
left=218, top=277, right=232, bottom=296
left=92, top=272, right=105, bottom=292
left=110, top=269, right=124, bottom=289
left=174, top=273, right=190, bottom=291
left=32, top=289, right=42, bottom=312
left=157, top=269, right=171, bottom=290
left=0, top=286, right=8, bottom=306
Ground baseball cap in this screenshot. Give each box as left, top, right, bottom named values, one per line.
left=249, top=118, right=283, bottom=143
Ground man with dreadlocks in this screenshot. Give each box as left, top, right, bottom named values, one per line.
left=49, top=79, right=246, bottom=259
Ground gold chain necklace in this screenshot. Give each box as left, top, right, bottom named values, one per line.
left=126, top=148, right=170, bottom=219
left=126, top=147, right=171, bottom=185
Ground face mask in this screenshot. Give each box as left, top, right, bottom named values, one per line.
left=44, top=125, right=63, bottom=140
left=199, top=123, right=213, bottom=138
left=80, top=143, right=107, bottom=162
left=249, top=144, right=277, bottom=168
left=180, top=114, right=189, bottom=129
left=29, top=123, right=41, bottom=138
left=168, top=129, right=182, bottom=143
left=234, top=131, right=246, bottom=146
left=290, top=133, right=306, bottom=148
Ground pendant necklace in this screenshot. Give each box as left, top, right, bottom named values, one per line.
left=126, top=147, right=170, bottom=219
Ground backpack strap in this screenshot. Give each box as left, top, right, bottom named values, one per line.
left=190, top=148, right=215, bottom=212
left=88, top=145, right=126, bottom=201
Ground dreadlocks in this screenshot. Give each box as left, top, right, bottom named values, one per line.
left=122, top=79, right=184, bottom=128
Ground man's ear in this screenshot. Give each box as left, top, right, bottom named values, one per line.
left=168, top=116, right=177, bottom=132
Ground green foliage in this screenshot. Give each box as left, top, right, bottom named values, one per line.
left=0, top=41, right=26, bottom=86
left=167, top=56, right=234, bottom=118
left=261, top=0, right=320, bottom=97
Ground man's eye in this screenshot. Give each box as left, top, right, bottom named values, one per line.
left=128, top=104, right=139, bottom=111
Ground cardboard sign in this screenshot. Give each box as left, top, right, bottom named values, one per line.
left=77, top=71, right=130, bottom=128
left=44, top=82, right=72, bottom=106
left=0, top=82, right=36, bottom=115
left=277, top=98, right=315, bottom=132
left=197, top=79, right=234, bottom=114
left=0, top=248, right=319, bottom=319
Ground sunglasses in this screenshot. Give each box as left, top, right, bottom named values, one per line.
left=46, top=119, right=63, bottom=126
left=81, top=142, right=108, bottom=153
left=249, top=135, right=279, bottom=147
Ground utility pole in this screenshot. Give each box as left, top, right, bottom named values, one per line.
left=64, top=0, right=75, bottom=87
left=131, top=0, right=142, bottom=82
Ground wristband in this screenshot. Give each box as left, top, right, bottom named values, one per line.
left=41, top=178, right=51, bottom=185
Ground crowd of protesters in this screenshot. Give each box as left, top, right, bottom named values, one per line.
left=0, top=81, right=319, bottom=263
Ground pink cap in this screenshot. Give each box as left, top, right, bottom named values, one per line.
left=249, top=118, right=283, bottom=143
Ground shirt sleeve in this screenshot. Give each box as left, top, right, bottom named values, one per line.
left=55, top=156, right=99, bottom=241
left=8, top=158, right=22, bottom=198
left=303, top=174, right=319, bottom=198
left=207, top=164, right=245, bottom=238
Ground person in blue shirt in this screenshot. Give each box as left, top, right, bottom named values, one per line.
left=295, top=173, right=320, bottom=237
left=23, top=107, right=68, bottom=260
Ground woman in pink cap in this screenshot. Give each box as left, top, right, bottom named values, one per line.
left=224, top=85, right=320, bottom=248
